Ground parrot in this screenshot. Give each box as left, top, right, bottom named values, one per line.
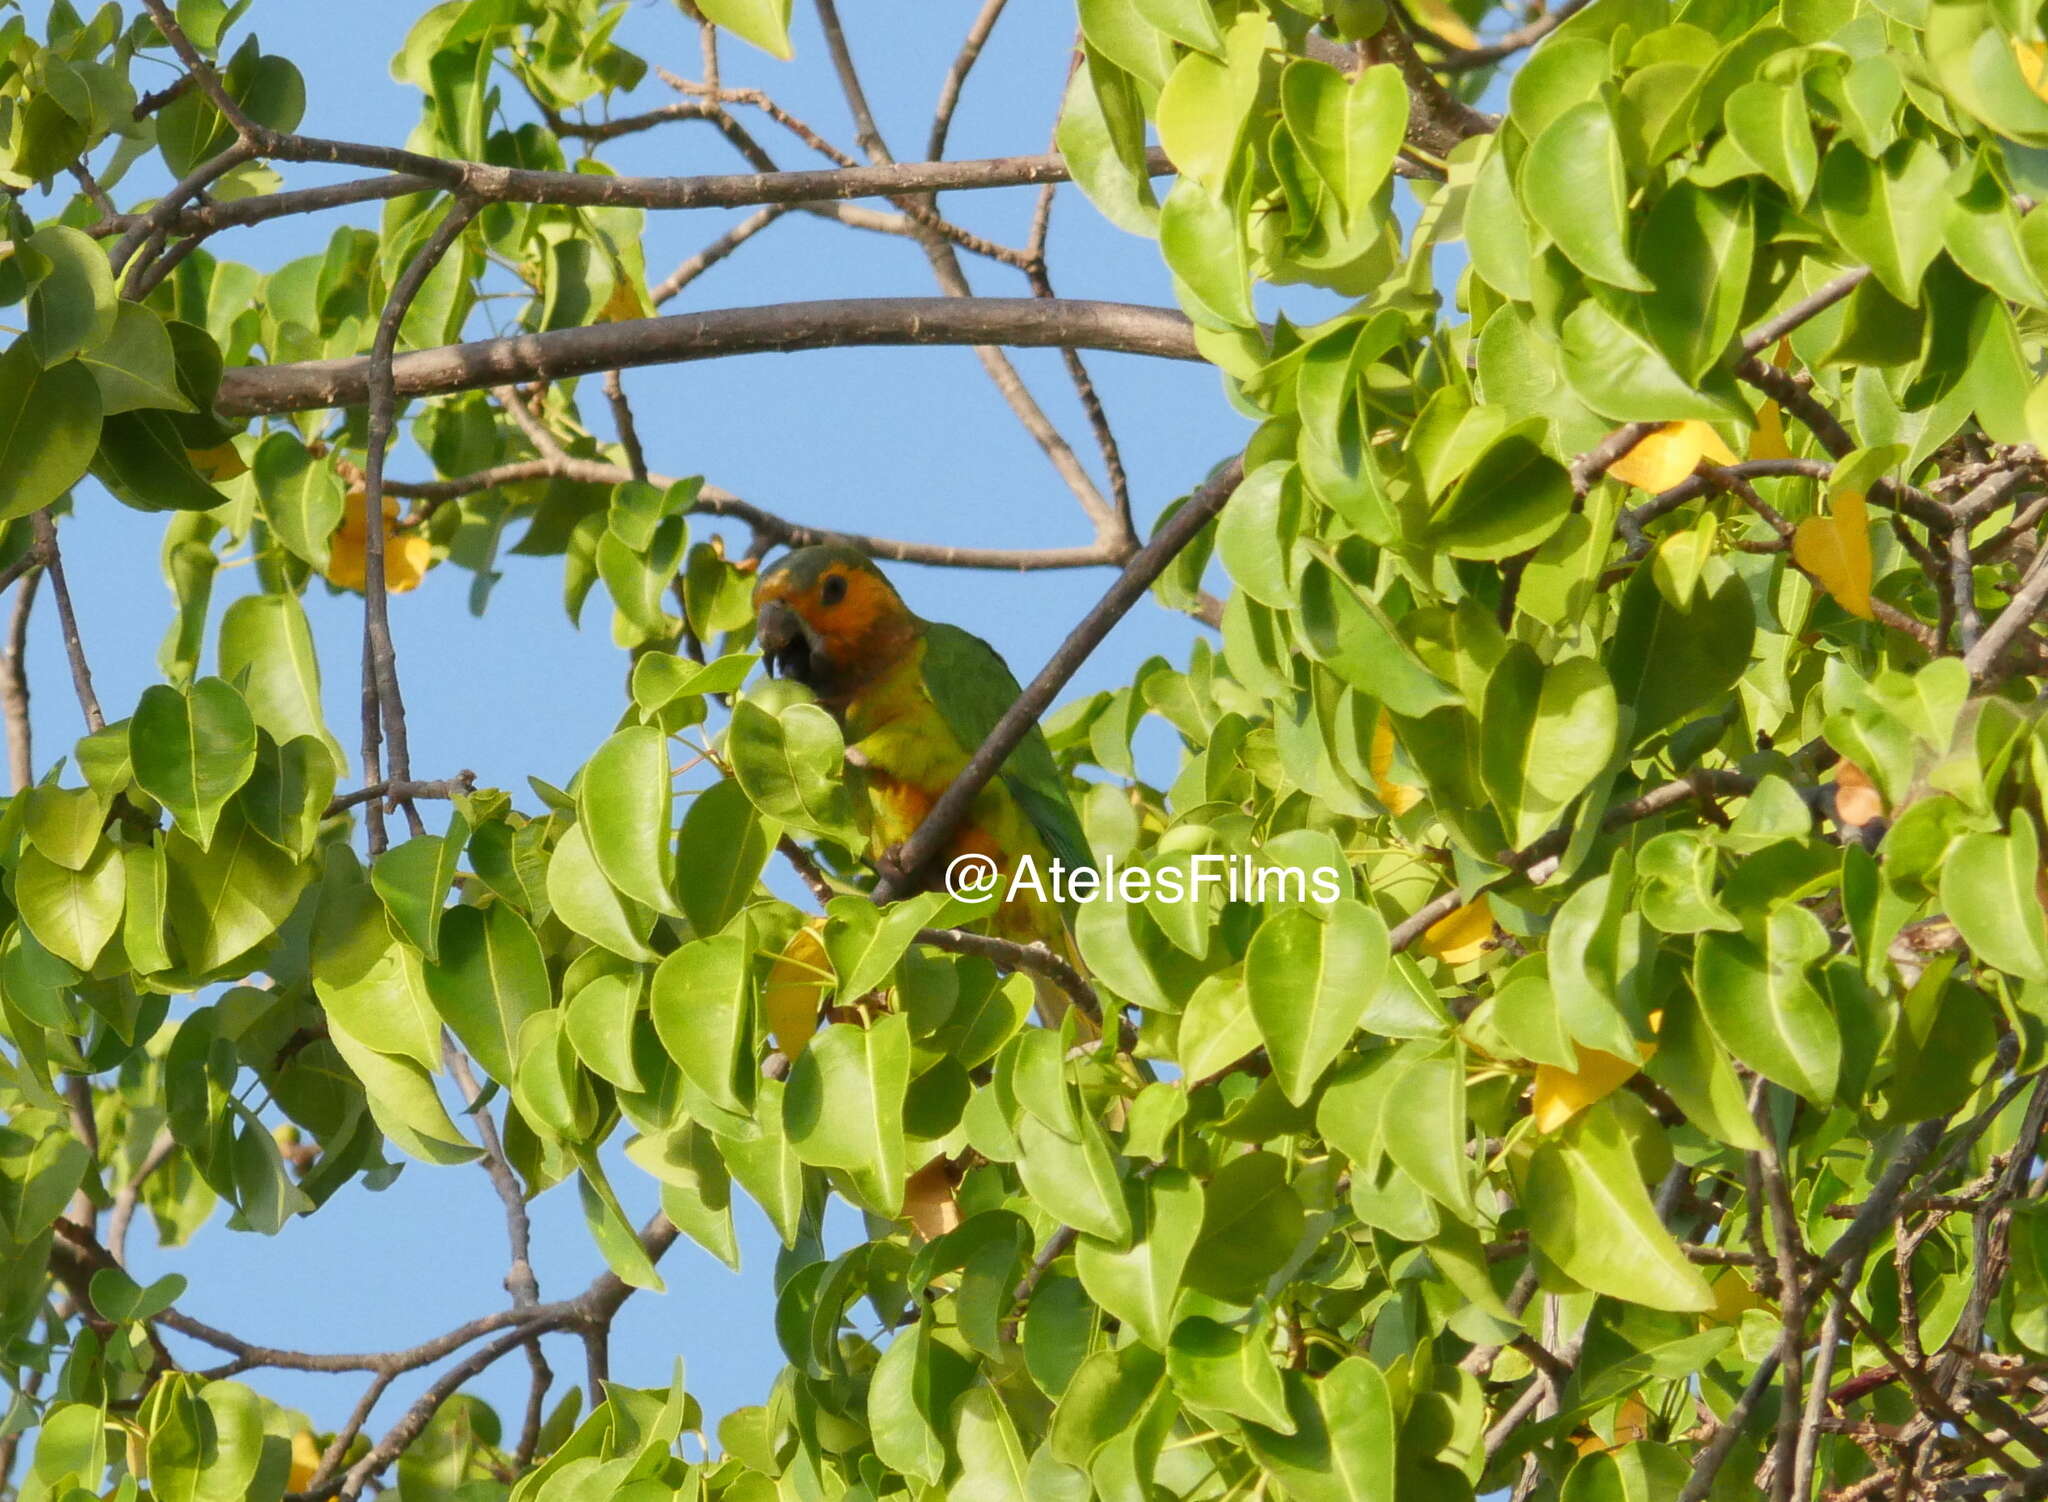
left=751, top=544, right=1094, bottom=1028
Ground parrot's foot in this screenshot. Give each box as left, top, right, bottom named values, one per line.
left=874, top=843, right=913, bottom=890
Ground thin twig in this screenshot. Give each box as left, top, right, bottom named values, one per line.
left=1, top=564, right=39, bottom=792
left=32, top=512, right=103, bottom=734
left=357, top=198, right=479, bottom=850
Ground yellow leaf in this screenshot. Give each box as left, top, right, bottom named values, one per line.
left=764, top=921, right=832, bottom=1059
left=288, top=1430, right=322, bottom=1493
left=1748, top=399, right=1792, bottom=460
left=2017, top=38, right=2048, bottom=101
left=904, top=1156, right=962, bottom=1241
left=1704, top=1269, right=1764, bottom=1325
left=1608, top=421, right=1737, bottom=492
left=325, top=489, right=431, bottom=595
left=186, top=441, right=248, bottom=481
left=1832, top=759, right=1884, bottom=829
left=1412, top=0, right=1479, bottom=48
left=1371, top=709, right=1423, bottom=816
left=1531, top=1013, right=1662, bottom=1132
left=1790, top=490, right=1874, bottom=620
left=1573, top=1395, right=1651, bottom=1455
left=599, top=274, right=649, bottom=324
left=1420, top=897, right=1492, bottom=965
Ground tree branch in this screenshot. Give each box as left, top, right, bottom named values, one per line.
left=32, top=512, right=103, bottom=734
left=88, top=146, right=1173, bottom=242
left=215, top=297, right=1202, bottom=418
left=1, top=564, right=38, bottom=792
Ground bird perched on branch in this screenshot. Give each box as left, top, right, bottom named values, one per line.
left=752, top=544, right=1094, bottom=1028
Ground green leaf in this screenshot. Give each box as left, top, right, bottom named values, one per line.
left=675, top=778, right=775, bottom=936
left=131, top=679, right=257, bottom=850
left=1942, top=815, right=2048, bottom=982
left=951, top=1387, right=1033, bottom=1502
left=823, top=891, right=949, bottom=1002
left=1520, top=1103, right=1714, bottom=1311
left=1280, top=61, right=1407, bottom=229
left=578, top=724, right=681, bottom=918
left=240, top=733, right=336, bottom=862
left=1481, top=646, right=1618, bottom=846
left=1296, top=552, right=1459, bottom=717
left=79, top=304, right=192, bottom=416
left=1523, top=100, right=1652, bottom=291
left=23, top=786, right=107, bottom=872
left=252, top=433, right=344, bottom=572
left=371, top=817, right=467, bottom=963
left=218, top=593, right=340, bottom=764
left=1647, top=984, right=1766, bottom=1149
left=652, top=931, right=756, bottom=1118
left=1186, top=1151, right=1303, bottom=1302
left=1425, top=425, right=1574, bottom=560
left=1245, top=899, right=1388, bottom=1104
left=1817, top=138, right=1950, bottom=303
left=1637, top=181, right=1754, bottom=383
left=1160, top=178, right=1254, bottom=328
left=1605, top=560, right=1755, bottom=743
left=1073, top=1168, right=1203, bottom=1348
left=717, top=1077, right=805, bottom=1247
left=1057, top=49, right=1162, bottom=237
left=784, top=1012, right=911, bottom=1217
left=1560, top=299, right=1748, bottom=423
left=0, top=342, right=101, bottom=522
left=88, top=1266, right=187, bottom=1323
left=1382, top=1041, right=1478, bottom=1220
left=1694, top=906, right=1842, bottom=1104
left=163, top=807, right=311, bottom=975
left=574, top=1149, right=664, bottom=1291
left=1723, top=79, right=1817, bottom=202
left=545, top=820, right=656, bottom=961
left=1242, top=1359, right=1397, bottom=1501
left=311, top=874, right=444, bottom=1072
left=92, top=410, right=230, bottom=512
left=15, top=842, right=124, bottom=973
left=1155, top=15, right=1263, bottom=190
left=727, top=699, right=861, bottom=849
left=513, top=1008, right=591, bottom=1140
left=695, top=0, right=792, bottom=59
left=1167, top=1315, right=1293, bottom=1431
left=325, top=1008, right=479, bottom=1166
left=424, top=901, right=550, bottom=1085
left=24, top=227, right=116, bottom=368
left=565, top=968, right=645, bottom=1091
left=634, top=1122, right=739, bottom=1269
left=1015, top=1105, right=1133, bottom=1245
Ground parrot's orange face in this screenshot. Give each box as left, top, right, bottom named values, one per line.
left=753, top=544, right=919, bottom=707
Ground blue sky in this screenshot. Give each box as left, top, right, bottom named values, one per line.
left=22, top=0, right=1250, bottom=1447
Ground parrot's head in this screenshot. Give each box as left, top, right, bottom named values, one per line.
left=752, top=544, right=918, bottom=704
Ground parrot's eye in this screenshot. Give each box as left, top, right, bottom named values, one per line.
left=820, top=573, right=848, bottom=607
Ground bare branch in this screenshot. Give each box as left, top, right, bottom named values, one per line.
left=357, top=198, right=479, bottom=851
left=322, top=774, right=476, bottom=818
left=88, top=147, right=1171, bottom=242
left=2, top=564, right=39, bottom=792
left=32, top=512, right=104, bottom=734
left=1431, top=0, right=1593, bottom=69
left=1965, top=544, right=2048, bottom=685
left=216, top=297, right=1202, bottom=418
left=928, top=0, right=1010, bottom=160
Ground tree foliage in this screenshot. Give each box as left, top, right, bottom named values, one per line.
left=5, top=0, right=2048, bottom=1499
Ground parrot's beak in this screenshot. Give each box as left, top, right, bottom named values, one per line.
left=755, top=598, right=816, bottom=684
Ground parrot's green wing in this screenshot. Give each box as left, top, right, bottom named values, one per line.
left=919, top=622, right=1095, bottom=874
